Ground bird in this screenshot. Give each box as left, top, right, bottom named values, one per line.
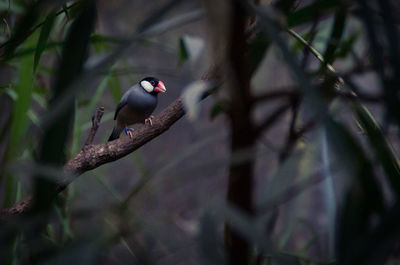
left=108, top=76, right=166, bottom=141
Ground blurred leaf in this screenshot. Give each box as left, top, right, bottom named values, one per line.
left=107, top=68, right=122, bottom=104
left=182, top=80, right=213, bottom=121
left=340, top=200, right=400, bottom=265
left=34, top=13, right=55, bottom=72
left=32, top=92, right=48, bottom=108
left=178, top=38, right=189, bottom=66
left=1, top=0, right=66, bottom=61
left=199, top=213, right=226, bottom=265
left=256, top=147, right=316, bottom=210
left=95, top=174, right=123, bottom=203
left=27, top=109, right=40, bottom=126
left=273, top=253, right=301, bottom=265
left=321, top=130, right=336, bottom=259
left=64, top=1, right=88, bottom=20
left=34, top=1, right=97, bottom=212
left=1, top=2, right=40, bottom=60
left=323, top=8, right=347, bottom=66
left=14, top=34, right=126, bottom=59
left=254, top=6, right=328, bottom=120
left=91, top=33, right=109, bottom=53
left=210, top=100, right=229, bottom=120
left=287, top=28, right=336, bottom=74
left=3, top=86, right=18, bottom=101
left=247, top=32, right=270, bottom=76
left=71, top=75, right=108, bottom=155
left=223, top=203, right=272, bottom=253
left=326, top=119, right=385, bottom=262
left=55, top=206, right=74, bottom=242
left=178, top=35, right=204, bottom=66
left=42, top=237, right=99, bottom=265
left=326, top=119, right=385, bottom=213
left=257, top=151, right=303, bottom=207
left=354, top=103, right=400, bottom=196
left=0, top=1, right=24, bottom=13
left=142, top=9, right=204, bottom=37
left=278, top=221, right=298, bottom=249
left=137, top=0, right=185, bottom=33
left=9, top=33, right=36, bottom=150
left=334, top=31, right=360, bottom=58
left=286, top=0, right=339, bottom=28
left=336, top=183, right=374, bottom=264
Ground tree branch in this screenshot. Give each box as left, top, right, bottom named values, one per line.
left=0, top=67, right=219, bottom=219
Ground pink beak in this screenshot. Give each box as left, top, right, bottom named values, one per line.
left=154, top=81, right=166, bottom=93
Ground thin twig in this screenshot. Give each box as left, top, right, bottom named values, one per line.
left=252, top=88, right=297, bottom=103
left=256, top=104, right=291, bottom=136
left=257, top=170, right=325, bottom=213
left=279, top=97, right=300, bottom=162
left=83, top=107, right=104, bottom=148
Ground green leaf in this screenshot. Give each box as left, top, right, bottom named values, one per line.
left=9, top=33, right=36, bottom=149
left=178, top=35, right=204, bottom=66
left=323, top=8, right=347, bottom=65
left=178, top=37, right=189, bottom=66
left=247, top=32, right=270, bottom=76
left=210, top=100, right=229, bottom=120
left=334, top=31, right=360, bottom=59
left=34, top=13, right=55, bottom=72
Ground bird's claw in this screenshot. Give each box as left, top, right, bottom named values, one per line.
left=124, top=128, right=134, bottom=138
left=145, top=115, right=154, bottom=126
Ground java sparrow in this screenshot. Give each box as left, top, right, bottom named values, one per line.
left=108, top=77, right=166, bottom=141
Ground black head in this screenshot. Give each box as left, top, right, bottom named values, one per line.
left=139, top=76, right=166, bottom=95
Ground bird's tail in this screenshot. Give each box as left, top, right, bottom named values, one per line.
left=108, top=126, right=123, bottom=142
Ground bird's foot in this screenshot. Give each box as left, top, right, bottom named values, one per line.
left=124, top=128, right=134, bottom=138
left=145, top=115, right=154, bottom=126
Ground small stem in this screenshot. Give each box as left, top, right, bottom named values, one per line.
left=83, top=107, right=104, bottom=148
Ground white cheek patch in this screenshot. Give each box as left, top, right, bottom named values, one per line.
left=140, top=80, right=154, bottom=93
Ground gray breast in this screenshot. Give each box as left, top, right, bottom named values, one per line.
left=126, top=87, right=158, bottom=115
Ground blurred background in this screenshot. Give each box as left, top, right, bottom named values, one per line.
left=1, top=0, right=400, bottom=264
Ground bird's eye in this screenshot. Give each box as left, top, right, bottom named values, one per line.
left=150, top=81, right=155, bottom=86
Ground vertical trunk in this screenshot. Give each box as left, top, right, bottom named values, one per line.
left=224, top=1, right=255, bottom=265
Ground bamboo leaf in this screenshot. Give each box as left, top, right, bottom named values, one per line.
left=9, top=33, right=36, bottom=149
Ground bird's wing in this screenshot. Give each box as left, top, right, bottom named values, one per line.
left=113, top=88, right=131, bottom=120
left=113, top=100, right=127, bottom=120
